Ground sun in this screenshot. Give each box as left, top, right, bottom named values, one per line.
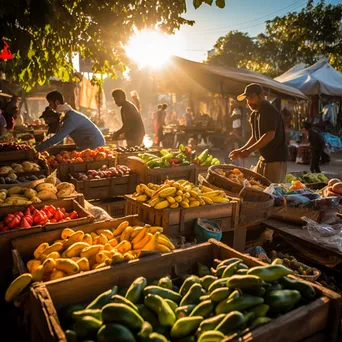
left=125, top=29, right=179, bottom=68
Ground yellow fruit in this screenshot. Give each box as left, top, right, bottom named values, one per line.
left=172, top=182, right=180, bottom=189
left=61, top=228, right=74, bottom=240
left=92, top=263, right=100, bottom=270
left=135, top=194, right=148, bottom=202
left=88, top=255, right=97, bottom=268
left=55, top=258, right=79, bottom=275
left=93, top=233, right=108, bottom=246
left=41, top=242, right=63, bottom=256
left=148, top=226, right=163, bottom=234
left=202, top=190, right=222, bottom=198
left=96, top=229, right=113, bottom=240
left=112, top=221, right=129, bottom=236
left=63, top=231, right=84, bottom=249
left=166, top=196, right=176, bottom=204
left=154, top=200, right=169, bottom=210
left=158, top=187, right=177, bottom=198
left=42, top=258, right=56, bottom=273
left=142, top=232, right=159, bottom=251
left=104, top=243, right=113, bottom=251
left=131, top=226, right=148, bottom=244
left=170, top=202, right=179, bottom=209
left=71, top=257, right=80, bottom=262
left=132, top=249, right=142, bottom=258
left=31, top=265, right=44, bottom=282
left=120, top=226, right=133, bottom=242
left=200, top=185, right=214, bottom=192
left=175, top=196, right=182, bottom=203
left=45, top=251, right=61, bottom=260
left=33, top=242, right=49, bottom=260
left=5, top=273, right=32, bottom=302
left=136, top=184, right=142, bottom=194
left=159, top=237, right=176, bottom=250
left=133, top=233, right=151, bottom=250
left=176, top=190, right=183, bottom=196
left=211, top=197, right=230, bottom=203
left=131, top=226, right=144, bottom=239
left=80, top=244, right=104, bottom=259
left=90, top=232, right=98, bottom=240
left=50, top=269, right=65, bottom=280
left=189, top=201, right=200, bottom=207
left=116, top=240, right=131, bottom=254
left=156, top=244, right=172, bottom=253
left=201, top=196, right=213, bottom=205
left=110, top=252, right=124, bottom=264
left=181, top=201, right=190, bottom=209
left=189, top=197, right=196, bottom=202
left=96, top=250, right=112, bottom=264
left=82, top=233, right=93, bottom=245
left=182, top=197, right=189, bottom=204
left=64, top=242, right=89, bottom=258
left=94, top=262, right=107, bottom=270
left=27, top=259, right=42, bottom=273
left=123, top=252, right=135, bottom=261
left=108, top=238, right=119, bottom=247
left=149, top=198, right=161, bottom=207
left=151, top=184, right=172, bottom=199
left=75, top=257, right=90, bottom=272
left=183, top=192, right=190, bottom=199
left=141, top=184, right=153, bottom=197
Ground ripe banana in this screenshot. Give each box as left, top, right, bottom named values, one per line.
left=80, top=244, right=104, bottom=259
left=120, top=226, right=134, bottom=242
left=201, top=196, right=213, bottom=205
left=135, top=194, right=148, bottom=202
left=158, top=237, right=175, bottom=250
left=166, top=196, right=176, bottom=204
left=170, top=202, right=179, bottom=209
left=133, top=233, right=151, bottom=250
left=112, top=221, right=129, bottom=236
left=154, top=200, right=169, bottom=210
left=148, top=226, right=163, bottom=234
left=156, top=244, right=172, bottom=253
left=5, top=273, right=32, bottom=302
left=131, top=226, right=148, bottom=244
left=158, top=187, right=177, bottom=198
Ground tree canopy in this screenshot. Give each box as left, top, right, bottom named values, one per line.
left=0, top=0, right=225, bottom=91
left=207, top=0, right=342, bottom=77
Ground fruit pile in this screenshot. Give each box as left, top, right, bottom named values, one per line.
left=114, top=146, right=149, bottom=153
left=0, top=174, right=75, bottom=206
left=324, top=178, right=342, bottom=197
left=5, top=222, right=175, bottom=295
left=268, top=251, right=315, bottom=277
left=25, top=258, right=316, bottom=341
left=0, top=205, right=79, bottom=232
left=133, top=180, right=230, bottom=209
left=286, top=173, right=329, bottom=184
left=138, top=145, right=221, bottom=169
left=0, top=143, right=31, bottom=151
left=0, top=161, right=41, bottom=174
left=215, top=168, right=266, bottom=191
left=41, top=147, right=115, bottom=168
left=73, top=165, right=131, bottom=181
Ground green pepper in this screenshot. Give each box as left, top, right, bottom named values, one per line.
left=226, top=275, right=264, bottom=289
left=265, top=290, right=301, bottom=313
left=198, top=149, right=209, bottom=163
left=278, top=277, right=316, bottom=299
left=215, top=294, right=264, bottom=314
left=247, top=265, right=292, bottom=283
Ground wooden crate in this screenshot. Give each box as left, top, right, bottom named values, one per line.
left=11, top=215, right=144, bottom=277
left=128, top=157, right=197, bottom=184
left=125, top=195, right=242, bottom=250
left=0, top=148, right=36, bottom=162
left=46, top=144, right=77, bottom=155
left=70, top=173, right=137, bottom=200
left=88, top=197, right=126, bottom=218
left=57, top=159, right=116, bottom=181
left=29, top=239, right=341, bottom=342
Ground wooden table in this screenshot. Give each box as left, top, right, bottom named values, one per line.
left=263, top=218, right=342, bottom=268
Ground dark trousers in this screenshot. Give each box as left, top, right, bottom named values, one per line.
left=157, top=126, right=163, bottom=146
left=311, top=149, right=322, bottom=173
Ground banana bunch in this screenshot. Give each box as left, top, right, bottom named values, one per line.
left=133, top=179, right=230, bottom=210
left=10, top=222, right=175, bottom=287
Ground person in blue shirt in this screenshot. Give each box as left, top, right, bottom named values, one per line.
left=35, top=91, right=105, bottom=152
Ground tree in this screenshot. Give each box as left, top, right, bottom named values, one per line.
left=0, top=0, right=226, bottom=91
left=206, top=0, right=342, bottom=77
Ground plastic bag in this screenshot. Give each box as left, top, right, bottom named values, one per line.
left=194, top=218, right=222, bottom=243
left=84, top=200, right=112, bottom=221
left=302, top=217, right=342, bottom=252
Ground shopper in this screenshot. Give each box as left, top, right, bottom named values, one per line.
left=35, top=91, right=105, bottom=152
left=112, top=88, right=145, bottom=147
left=302, top=121, right=325, bottom=173
left=229, top=83, right=288, bottom=183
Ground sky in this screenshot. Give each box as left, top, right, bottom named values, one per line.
left=175, top=0, right=341, bottom=62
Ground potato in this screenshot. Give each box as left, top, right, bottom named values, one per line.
left=328, top=178, right=341, bottom=187
left=332, top=182, right=342, bottom=195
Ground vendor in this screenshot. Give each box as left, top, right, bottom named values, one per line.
left=229, top=83, right=288, bottom=183
left=40, top=107, right=61, bottom=136
left=112, top=88, right=145, bottom=147
left=3, top=96, right=19, bottom=130
left=35, top=91, right=105, bottom=152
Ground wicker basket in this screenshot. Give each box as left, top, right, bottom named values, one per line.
left=206, top=164, right=272, bottom=202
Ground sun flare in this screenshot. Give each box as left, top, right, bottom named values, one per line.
left=125, top=29, right=180, bottom=68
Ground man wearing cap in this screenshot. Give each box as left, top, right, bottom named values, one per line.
left=40, top=107, right=61, bottom=136
left=229, top=83, right=288, bottom=183
left=35, top=91, right=105, bottom=152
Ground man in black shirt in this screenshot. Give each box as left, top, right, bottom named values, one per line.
left=302, top=121, right=325, bottom=173
left=229, top=83, right=288, bottom=183
left=112, top=89, right=145, bottom=147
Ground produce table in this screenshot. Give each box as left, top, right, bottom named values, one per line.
left=263, top=219, right=342, bottom=268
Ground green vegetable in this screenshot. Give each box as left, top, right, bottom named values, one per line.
left=97, top=323, right=136, bottom=342
left=215, top=311, right=246, bottom=335
left=197, top=262, right=211, bottom=277
left=86, top=286, right=118, bottom=310
left=278, top=277, right=316, bottom=299
left=215, top=294, right=264, bottom=314
left=247, top=265, right=292, bottom=283
left=265, top=290, right=301, bottom=313
left=226, top=275, right=263, bottom=289
left=171, top=316, right=203, bottom=339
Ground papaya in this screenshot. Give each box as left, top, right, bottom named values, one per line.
left=97, top=323, right=136, bottom=342
left=110, top=294, right=138, bottom=312
left=180, top=283, right=202, bottom=306
left=144, top=294, right=176, bottom=327
left=215, top=311, right=246, bottom=335
left=126, top=276, right=147, bottom=303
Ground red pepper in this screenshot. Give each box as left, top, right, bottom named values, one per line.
left=60, top=208, right=66, bottom=214
left=49, top=219, right=57, bottom=223
left=41, top=208, right=53, bottom=219
left=8, top=216, right=21, bottom=229
left=28, top=205, right=36, bottom=214
left=25, top=215, right=33, bottom=226
left=17, top=212, right=24, bottom=218
left=4, top=214, right=15, bottom=226
left=24, top=208, right=31, bottom=216
left=64, top=217, right=71, bottom=221
left=19, top=218, right=31, bottom=229
left=69, top=211, right=79, bottom=220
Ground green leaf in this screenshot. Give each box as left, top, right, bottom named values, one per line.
left=193, top=0, right=203, bottom=9
left=215, top=0, right=225, bottom=9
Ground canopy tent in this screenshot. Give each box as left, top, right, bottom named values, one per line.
left=275, top=61, right=342, bottom=97
left=154, top=56, right=307, bottom=100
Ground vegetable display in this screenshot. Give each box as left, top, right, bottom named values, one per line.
left=324, top=178, right=342, bottom=197
left=0, top=143, right=31, bottom=151
left=138, top=145, right=220, bottom=169
left=36, top=258, right=316, bottom=341
left=73, top=165, right=131, bottom=181
left=286, top=173, right=329, bottom=184
left=133, top=179, right=230, bottom=209
left=0, top=205, right=79, bottom=232
left=5, top=222, right=175, bottom=301
left=212, top=168, right=266, bottom=191
left=114, top=146, right=149, bottom=153
left=0, top=161, right=42, bottom=174
left=0, top=172, right=75, bottom=206
left=41, top=147, right=115, bottom=168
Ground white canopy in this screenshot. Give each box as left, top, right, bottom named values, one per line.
left=275, top=60, right=342, bottom=96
